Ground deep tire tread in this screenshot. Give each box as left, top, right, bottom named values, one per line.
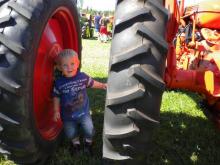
left=103, top=0, right=168, bottom=161
left=0, top=76, right=21, bottom=95
left=0, top=15, right=11, bottom=24
left=137, top=24, right=168, bottom=53
left=0, top=146, right=10, bottom=154
left=0, top=139, right=37, bottom=153
left=0, top=0, right=8, bottom=6
left=115, top=7, right=151, bottom=27
left=8, top=0, right=32, bottom=19
left=111, top=44, right=150, bottom=65
left=105, top=123, right=139, bottom=139
left=106, top=84, right=145, bottom=106
left=127, top=108, right=159, bottom=124
left=148, top=0, right=169, bottom=21
left=129, top=64, right=165, bottom=90
left=0, top=112, right=19, bottom=125
left=0, top=33, right=24, bottom=54
left=0, top=124, right=3, bottom=132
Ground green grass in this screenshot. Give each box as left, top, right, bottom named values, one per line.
left=149, top=90, right=220, bottom=165
left=1, top=39, right=220, bottom=165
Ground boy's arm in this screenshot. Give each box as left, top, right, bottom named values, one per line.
left=53, top=97, right=60, bottom=121
left=91, top=80, right=107, bottom=90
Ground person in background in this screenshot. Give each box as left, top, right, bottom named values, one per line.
left=107, top=16, right=114, bottom=39
left=99, top=14, right=109, bottom=43
left=94, top=12, right=101, bottom=38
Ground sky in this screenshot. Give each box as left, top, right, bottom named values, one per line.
left=79, top=0, right=210, bottom=11
left=184, top=0, right=207, bottom=6
left=81, top=0, right=116, bottom=11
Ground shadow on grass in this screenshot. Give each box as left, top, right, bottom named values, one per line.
left=46, top=111, right=104, bottom=165
left=148, top=112, right=220, bottom=165
left=82, top=37, right=98, bottom=41
left=46, top=84, right=220, bottom=165
left=166, top=89, right=203, bottom=108
left=168, top=89, right=218, bottom=127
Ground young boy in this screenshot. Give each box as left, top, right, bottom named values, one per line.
left=52, top=49, right=106, bottom=156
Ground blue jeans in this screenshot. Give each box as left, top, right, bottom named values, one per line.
left=63, top=114, right=94, bottom=140
left=95, top=28, right=100, bottom=32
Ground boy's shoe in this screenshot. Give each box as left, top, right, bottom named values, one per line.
left=70, top=143, right=81, bottom=156
left=83, top=142, right=93, bottom=156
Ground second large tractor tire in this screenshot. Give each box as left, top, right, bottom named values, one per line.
left=103, top=0, right=168, bottom=163
left=0, top=0, right=81, bottom=164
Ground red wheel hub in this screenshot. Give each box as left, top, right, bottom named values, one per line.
left=33, top=7, right=79, bottom=140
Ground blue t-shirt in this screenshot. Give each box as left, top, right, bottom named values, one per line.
left=53, top=72, right=94, bottom=121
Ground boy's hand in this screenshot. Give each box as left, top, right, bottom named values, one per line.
left=92, top=81, right=107, bottom=90
left=102, top=83, right=107, bottom=90
left=53, top=111, right=60, bottom=122
left=53, top=97, right=60, bottom=122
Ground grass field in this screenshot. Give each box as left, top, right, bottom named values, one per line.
left=1, top=38, right=220, bottom=165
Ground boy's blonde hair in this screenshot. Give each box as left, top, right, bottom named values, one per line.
left=56, top=49, right=80, bottom=71
left=58, top=49, right=78, bottom=59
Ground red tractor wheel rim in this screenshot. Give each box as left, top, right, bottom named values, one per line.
left=33, top=7, right=79, bottom=140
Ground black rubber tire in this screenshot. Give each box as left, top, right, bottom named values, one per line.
left=0, top=0, right=81, bottom=164
left=202, top=99, right=220, bottom=129
left=103, top=0, right=168, bottom=163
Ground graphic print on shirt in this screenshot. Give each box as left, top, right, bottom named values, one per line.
left=53, top=72, right=94, bottom=120
left=61, top=78, right=87, bottom=119
left=65, top=91, right=84, bottom=112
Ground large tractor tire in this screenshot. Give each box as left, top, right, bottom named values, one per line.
left=103, top=0, right=168, bottom=163
left=202, top=99, right=220, bottom=129
left=0, top=0, right=81, bottom=164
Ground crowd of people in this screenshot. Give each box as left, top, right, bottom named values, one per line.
left=94, top=12, right=113, bottom=42
left=81, top=12, right=114, bottom=43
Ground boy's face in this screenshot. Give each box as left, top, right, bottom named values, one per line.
left=60, top=55, right=79, bottom=77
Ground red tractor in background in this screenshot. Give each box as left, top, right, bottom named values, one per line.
left=0, top=0, right=219, bottom=164
left=167, top=0, right=220, bottom=128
